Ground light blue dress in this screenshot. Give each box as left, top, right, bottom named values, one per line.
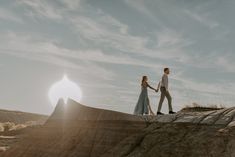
left=134, top=85, right=150, bottom=115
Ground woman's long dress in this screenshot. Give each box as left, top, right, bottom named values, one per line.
left=134, top=85, right=150, bottom=115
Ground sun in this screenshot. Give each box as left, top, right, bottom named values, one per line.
left=48, top=75, right=82, bottom=106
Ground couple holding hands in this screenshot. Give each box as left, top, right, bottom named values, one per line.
left=134, top=68, right=175, bottom=116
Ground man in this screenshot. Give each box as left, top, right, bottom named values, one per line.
left=156, top=68, right=175, bottom=115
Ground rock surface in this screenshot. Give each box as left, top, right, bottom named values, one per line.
left=2, top=99, right=235, bottom=157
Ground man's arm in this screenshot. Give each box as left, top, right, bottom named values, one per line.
left=156, top=81, right=161, bottom=91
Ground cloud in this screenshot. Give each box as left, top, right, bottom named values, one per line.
left=172, top=71, right=235, bottom=105
left=0, top=7, right=23, bottom=23
left=184, top=9, right=219, bottom=29
left=0, top=32, right=116, bottom=80
left=17, top=0, right=82, bottom=20
left=215, top=54, right=235, bottom=73
left=69, top=9, right=193, bottom=65
left=70, top=14, right=148, bottom=54
left=15, top=0, right=180, bottom=65
left=125, top=0, right=219, bottom=29
left=13, top=0, right=193, bottom=65
left=124, top=0, right=164, bottom=27
left=18, top=0, right=63, bottom=20
left=60, top=0, right=81, bottom=10
left=155, top=29, right=191, bottom=48
left=0, top=31, right=152, bottom=69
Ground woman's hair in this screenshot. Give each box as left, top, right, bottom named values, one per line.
left=141, top=76, right=147, bottom=85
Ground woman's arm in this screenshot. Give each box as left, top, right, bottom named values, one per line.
left=146, top=82, right=156, bottom=90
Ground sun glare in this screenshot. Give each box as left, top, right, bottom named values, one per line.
left=48, top=75, right=82, bottom=106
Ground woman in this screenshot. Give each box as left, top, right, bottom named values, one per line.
left=134, top=76, right=157, bottom=116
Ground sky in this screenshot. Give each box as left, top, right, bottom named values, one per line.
left=1, top=0, right=235, bottom=115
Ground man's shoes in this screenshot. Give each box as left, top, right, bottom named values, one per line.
left=157, top=112, right=164, bottom=115
left=169, top=111, right=176, bottom=114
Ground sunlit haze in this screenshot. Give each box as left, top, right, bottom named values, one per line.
left=48, top=75, right=82, bottom=106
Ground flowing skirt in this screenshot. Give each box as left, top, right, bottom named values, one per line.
left=134, top=88, right=149, bottom=115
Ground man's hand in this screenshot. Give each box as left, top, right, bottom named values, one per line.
left=155, top=89, right=159, bottom=93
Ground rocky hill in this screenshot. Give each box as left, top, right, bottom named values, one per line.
left=0, top=109, right=48, bottom=153
left=2, top=99, right=235, bottom=157
left=0, top=109, right=48, bottom=124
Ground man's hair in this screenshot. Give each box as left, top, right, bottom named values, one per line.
left=164, top=68, right=169, bottom=72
